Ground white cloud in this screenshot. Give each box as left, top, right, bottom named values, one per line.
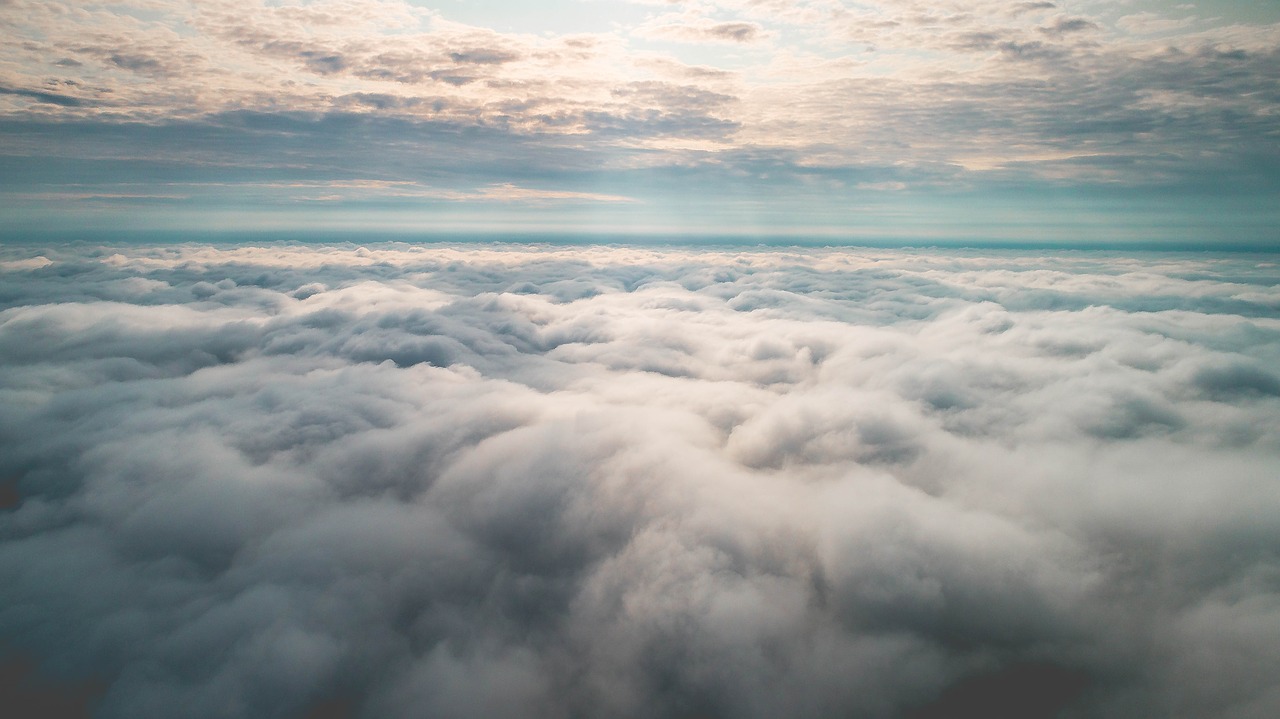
left=1, top=242, right=1279, bottom=717
left=1116, top=11, right=1198, bottom=35
left=1, top=0, right=1276, bottom=188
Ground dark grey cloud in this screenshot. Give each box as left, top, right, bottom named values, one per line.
left=106, top=51, right=167, bottom=75
left=299, top=50, right=349, bottom=75
left=449, top=48, right=520, bottom=65
left=1, top=243, right=1278, bottom=719
left=1012, top=2, right=1057, bottom=16
left=0, top=111, right=644, bottom=196
left=0, top=84, right=88, bottom=108
left=705, top=21, right=765, bottom=43
left=1038, top=16, right=1100, bottom=38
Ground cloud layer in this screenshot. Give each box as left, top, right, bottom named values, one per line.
left=0, top=1, right=1278, bottom=236
left=2, top=242, right=1279, bottom=718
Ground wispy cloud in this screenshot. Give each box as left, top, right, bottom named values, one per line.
left=284, top=180, right=638, bottom=203
left=0, top=0, right=1276, bottom=234
left=635, top=11, right=771, bottom=44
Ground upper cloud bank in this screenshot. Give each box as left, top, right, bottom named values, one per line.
left=0, top=0, right=1278, bottom=238
left=1, top=242, right=1279, bottom=718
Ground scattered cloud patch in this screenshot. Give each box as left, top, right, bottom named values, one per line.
left=1117, top=12, right=1199, bottom=35
left=637, top=16, right=770, bottom=44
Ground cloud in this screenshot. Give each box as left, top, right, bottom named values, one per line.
left=1011, top=2, right=1057, bottom=16
left=255, top=180, right=638, bottom=204
left=1116, top=12, right=1198, bottom=35
left=469, top=184, right=638, bottom=203
left=0, top=0, right=1277, bottom=226
left=636, top=17, right=770, bottom=45
left=1, top=242, right=1279, bottom=718
left=0, top=84, right=89, bottom=108
left=1037, top=16, right=1100, bottom=38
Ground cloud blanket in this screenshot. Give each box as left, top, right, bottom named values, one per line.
left=2, top=243, right=1279, bottom=718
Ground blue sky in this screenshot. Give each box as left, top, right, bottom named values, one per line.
left=1, top=0, right=1278, bottom=243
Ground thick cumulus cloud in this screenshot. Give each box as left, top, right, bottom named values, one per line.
left=2, top=242, right=1280, bottom=718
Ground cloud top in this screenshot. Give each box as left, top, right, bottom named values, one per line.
left=1, top=242, right=1279, bottom=718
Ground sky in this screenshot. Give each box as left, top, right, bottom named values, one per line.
left=1, top=0, right=1278, bottom=243
left=2, top=241, right=1280, bottom=718
left=3, top=4, right=1280, bottom=719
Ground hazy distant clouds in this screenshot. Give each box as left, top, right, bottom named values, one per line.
left=2, top=242, right=1278, bottom=718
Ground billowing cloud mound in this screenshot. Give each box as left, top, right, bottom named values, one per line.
left=1, top=243, right=1279, bottom=718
